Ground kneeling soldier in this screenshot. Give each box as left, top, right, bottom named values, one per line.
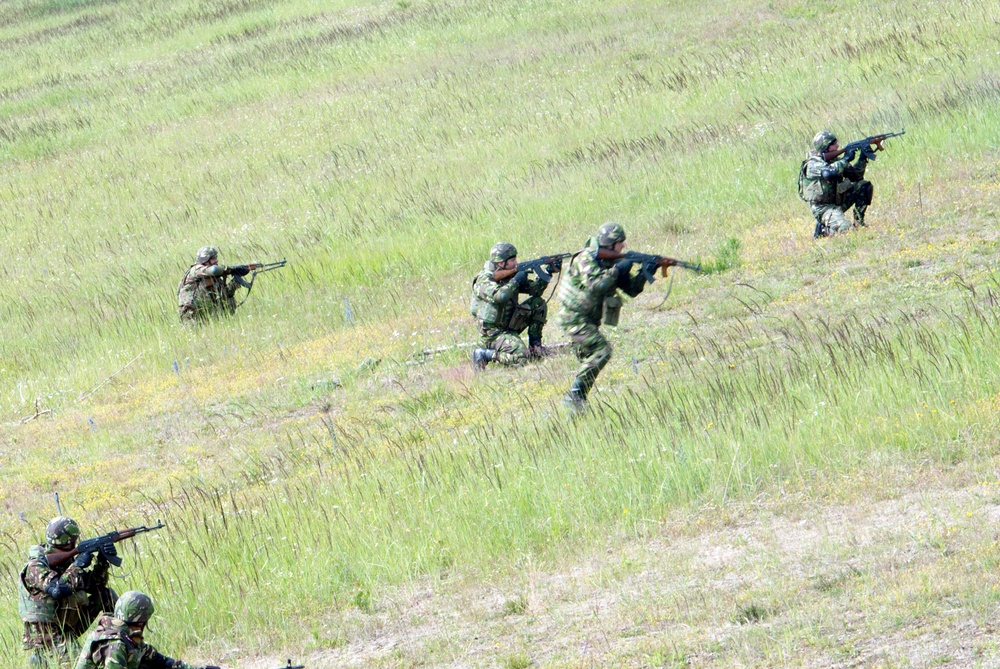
left=470, top=242, right=559, bottom=369
left=801, top=130, right=874, bottom=237
left=177, top=246, right=251, bottom=322
left=20, top=517, right=116, bottom=668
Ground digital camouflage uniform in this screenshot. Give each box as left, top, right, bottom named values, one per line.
left=470, top=267, right=548, bottom=366
left=19, top=519, right=115, bottom=669
left=74, top=615, right=191, bottom=669
left=176, top=247, right=246, bottom=322
left=557, top=225, right=647, bottom=410
left=801, top=130, right=873, bottom=237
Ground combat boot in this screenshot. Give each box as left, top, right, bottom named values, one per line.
left=528, top=336, right=554, bottom=360
left=562, top=379, right=588, bottom=415
left=812, top=218, right=828, bottom=239
left=472, top=348, right=494, bottom=370
left=853, top=206, right=867, bottom=227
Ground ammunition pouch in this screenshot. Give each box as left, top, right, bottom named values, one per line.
left=506, top=303, right=532, bottom=333
left=602, top=294, right=623, bottom=327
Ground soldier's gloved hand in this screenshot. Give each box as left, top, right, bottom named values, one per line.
left=74, top=551, right=94, bottom=569
left=44, top=579, right=73, bottom=600
left=842, top=148, right=856, bottom=162
left=512, top=270, right=528, bottom=286
left=549, top=258, right=563, bottom=273
left=229, top=265, right=251, bottom=277
left=641, top=262, right=659, bottom=282
left=614, top=259, right=634, bottom=275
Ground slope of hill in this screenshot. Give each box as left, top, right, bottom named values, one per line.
left=2, top=0, right=1000, bottom=666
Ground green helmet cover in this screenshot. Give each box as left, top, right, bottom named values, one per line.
left=812, top=130, right=837, bottom=152
left=115, top=591, right=155, bottom=624
left=196, top=246, right=219, bottom=264
left=596, top=222, right=626, bottom=248
left=45, top=516, right=80, bottom=548
left=489, top=242, right=517, bottom=263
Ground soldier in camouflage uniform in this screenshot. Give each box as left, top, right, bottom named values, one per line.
left=469, top=242, right=559, bottom=369
left=557, top=223, right=650, bottom=412
left=800, top=130, right=874, bottom=237
left=19, top=517, right=117, bottom=668
left=75, top=591, right=218, bottom=669
left=176, top=246, right=251, bottom=322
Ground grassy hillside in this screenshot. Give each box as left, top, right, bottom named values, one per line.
left=2, top=0, right=1000, bottom=666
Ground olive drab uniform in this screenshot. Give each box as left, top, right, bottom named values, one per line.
left=19, top=545, right=113, bottom=668
left=176, top=263, right=241, bottom=322
left=74, top=615, right=191, bottom=669
left=799, top=131, right=874, bottom=237
left=469, top=266, right=548, bottom=366
left=557, top=233, right=647, bottom=409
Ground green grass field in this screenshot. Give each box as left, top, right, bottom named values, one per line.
left=3, top=0, right=1000, bottom=666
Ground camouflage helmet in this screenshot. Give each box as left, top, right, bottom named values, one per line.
left=489, top=242, right=518, bottom=263
left=45, top=516, right=80, bottom=548
left=812, top=130, right=837, bottom=152
left=115, top=591, right=155, bottom=624
left=596, top=222, right=626, bottom=248
left=196, top=246, right=219, bottom=264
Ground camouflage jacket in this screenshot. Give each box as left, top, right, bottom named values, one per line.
left=176, top=264, right=239, bottom=315
left=801, top=150, right=868, bottom=205
left=557, top=241, right=646, bottom=329
left=470, top=265, right=546, bottom=333
left=19, top=544, right=108, bottom=627
left=75, top=615, right=189, bottom=669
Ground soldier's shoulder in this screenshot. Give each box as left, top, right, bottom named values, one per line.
left=25, top=544, right=49, bottom=563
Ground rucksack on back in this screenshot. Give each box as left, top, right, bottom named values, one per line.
left=797, top=159, right=809, bottom=202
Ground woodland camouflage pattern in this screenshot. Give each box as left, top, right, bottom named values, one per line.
left=176, top=263, right=240, bottom=321
left=74, top=615, right=190, bottom=669
left=471, top=265, right=548, bottom=365
left=557, top=238, right=647, bottom=403
left=20, top=545, right=112, bottom=668
left=801, top=137, right=874, bottom=236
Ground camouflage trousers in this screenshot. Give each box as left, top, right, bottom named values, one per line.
left=479, top=296, right=547, bottom=367
left=565, top=322, right=613, bottom=398
left=812, top=180, right=873, bottom=236
left=23, top=623, right=78, bottom=669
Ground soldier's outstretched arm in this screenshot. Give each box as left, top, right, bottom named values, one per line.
left=137, top=644, right=192, bottom=669
left=186, top=265, right=228, bottom=280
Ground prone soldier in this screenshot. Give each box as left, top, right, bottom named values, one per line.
left=75, top=591, right=219, bottom=669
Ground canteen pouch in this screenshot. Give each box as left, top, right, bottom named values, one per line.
left=602, top=294, right=622, bottom=327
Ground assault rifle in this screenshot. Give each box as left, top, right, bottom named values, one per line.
left=231, top=259, right=287, bottom=307
left=595, top=249, right=702, bottom=283
left=823, top=129, right=905, bottom=162
left=494, top=253, right=572, bottom=282
left=46, top=520, right=166, bottom=568
left=277, top=661, right=304, bottom=669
